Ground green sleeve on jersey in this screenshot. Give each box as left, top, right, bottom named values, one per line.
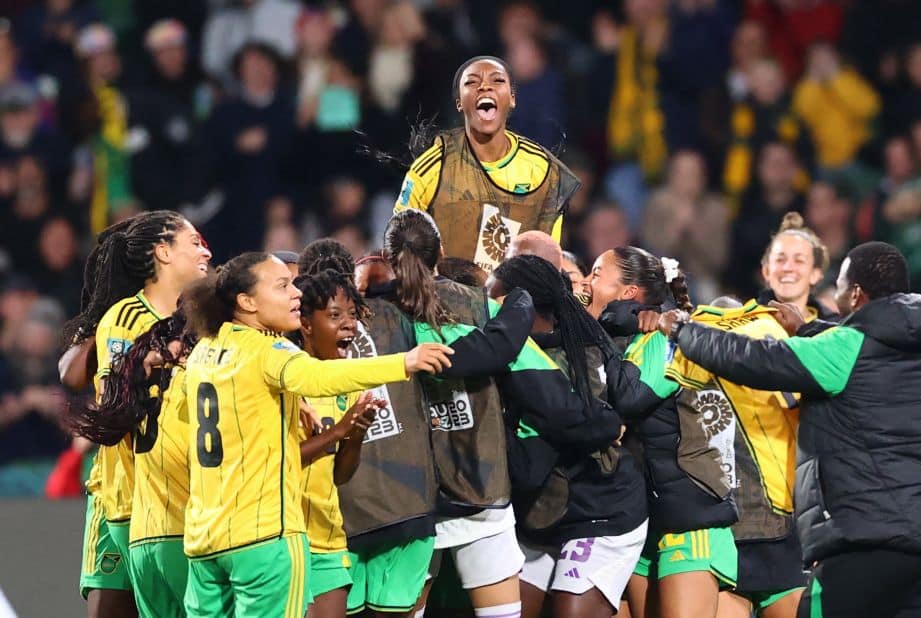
left=784, top=326, right=864, bottom=396
left=487, top=298, right=501, bottom=318
left=624, top=331, right=679, bottom=400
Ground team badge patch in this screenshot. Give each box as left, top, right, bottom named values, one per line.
left=100, top=553, right=122, bottom=574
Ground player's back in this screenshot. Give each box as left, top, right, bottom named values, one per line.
left=184, top=323, right=306, bottom=557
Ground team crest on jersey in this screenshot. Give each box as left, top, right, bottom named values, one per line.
left=474, top=203, right=521, bottom=270
left=100, top=553, right=122, bottom=574
left=107, top=338, right=130, bottom=357
left=513, top=183, right=531, bottom=193
left=336, top=395, right=348, bottom=411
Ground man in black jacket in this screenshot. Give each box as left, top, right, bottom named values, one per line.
left=656, top=242, right=921, bottom=618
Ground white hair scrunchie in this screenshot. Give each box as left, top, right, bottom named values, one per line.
left=661, top=257, right=681, bottom=283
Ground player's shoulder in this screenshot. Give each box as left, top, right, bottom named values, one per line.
left=408, top=139, right=445, bottom=179
left=509, top=132, right=550, bottom=182
left=98, top=292, right=154, bottom=333
left=514, top=133, right=549, bottom=161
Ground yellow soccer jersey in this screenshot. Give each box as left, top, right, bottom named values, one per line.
left=183, top=323, right=408, bottom=558
left=130, top=366, right=190, bottom=545
left=394, top=131, right=563, bottom=242
left=87, top=291, right=164, bottom=522
left=298, top=391, right=359, bottom=553
left=665, top=301, right=799, bottom=514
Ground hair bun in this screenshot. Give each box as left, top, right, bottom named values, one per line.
left=779, top=211, right=805, bottom=232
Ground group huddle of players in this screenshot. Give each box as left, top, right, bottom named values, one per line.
left=62, top=53, right=921, bottom=618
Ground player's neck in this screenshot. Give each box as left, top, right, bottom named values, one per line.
left=467, top=127, right=511, bottom=164
left=142, top=280, right=181, bottom=318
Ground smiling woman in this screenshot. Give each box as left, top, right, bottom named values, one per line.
left=177, top=252, right=454, bottom=618
left=393, top=55, right=581, bottom=274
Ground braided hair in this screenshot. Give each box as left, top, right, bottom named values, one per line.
left=294, top=269, right=368, bottom=321
left=297, top=238, right=356, bottom=277
left=69, top=310, right=195, bottom=445
left=64, top=211, right=187, bottom=344
left=493, top=255, right=614, bottom=408
left=384, top=210, right=453, bottom=327
left=612, top=246, right=693, bottom=312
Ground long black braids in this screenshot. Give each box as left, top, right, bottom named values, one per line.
left=493, top=255, right=615, bottom=408
left=68, top=310, right=196, bottom=445
left=294, top=269, right=368, bottom=320
left=64, top=210, right=188, bottom=345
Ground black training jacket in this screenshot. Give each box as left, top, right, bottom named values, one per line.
left=601, top=301, right=738, bottom=534
left=673, top=293, right=921, bottom=564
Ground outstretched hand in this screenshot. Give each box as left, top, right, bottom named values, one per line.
left=405, top=343, right=454, bottom=374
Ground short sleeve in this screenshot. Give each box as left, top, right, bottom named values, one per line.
left=95, top=317, right=133, bottom=379
left=394, top=142, right=443, bottom=213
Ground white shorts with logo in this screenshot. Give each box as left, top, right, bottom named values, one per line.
left=427, top=525, right=525, bottom=590
left=519, top=520, right=648, bottom=607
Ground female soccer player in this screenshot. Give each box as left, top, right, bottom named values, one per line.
left=299, top=241, right=439, bottom=618
left=757, top=212, right=838, bottom=322
left=394, top=55, right=580, bottom=274
left=64, top=210, right=212, bottom=618
left=73, top=310, right=197, bottom=617
left=179, top=252, right=453, bottom=618
left=384, top=209, right=610, bottom=618
left=584, top=247, right=737, bottom=618
left=294, top=268, right=383, bottom=618
left=490, top=255, right=648, bottom=618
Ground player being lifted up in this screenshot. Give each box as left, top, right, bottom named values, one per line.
left=394, top=55, right=580, bottom=274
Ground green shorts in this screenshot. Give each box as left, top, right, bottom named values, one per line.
left=129, top=538, right=188, bottom=617
left=185, top=533, right=311, bottom=618
left=80, top=494, right=131, bottom=598
left=632, top=527, right=737, bottom=589
left=310, top=550, right=353, bottom=598
left=736, top=586, right=804, bottom=613
left=346, top=536, right=435, bottom=614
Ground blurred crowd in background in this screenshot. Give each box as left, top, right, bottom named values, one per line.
left=2, top=0, right=921, bottom=493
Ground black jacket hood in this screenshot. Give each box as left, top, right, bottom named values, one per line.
left=844, top=293, right=921, bottom=351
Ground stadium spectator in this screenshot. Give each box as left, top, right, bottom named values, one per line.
left=804, top=180, right=854, bottom=290
left=727, top=141, right=806, bottom=298
left=792, top=42, right=880, bottom=176
left=722, top=58, right=812, bottom=202
left=858, top=135, right=919, bottom=243
left=129, top=19, right=209, bottom=212
left=642, top=149, right=729, bottom=302
left=580, top=201, right=631, bottom=265
left=200, top=41, right=296, bottom=261
left=33, top=216, right=82, bottom=315
left=505, top=34, right=565, bottom=148
left=200, top=0, right=300, bottom=89
left=0, top=82, right=71, bottom=199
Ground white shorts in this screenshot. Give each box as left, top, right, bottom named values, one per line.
left=428, top=525, right=525, bottom=589
left=519, top=520, right=648, bottom=608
